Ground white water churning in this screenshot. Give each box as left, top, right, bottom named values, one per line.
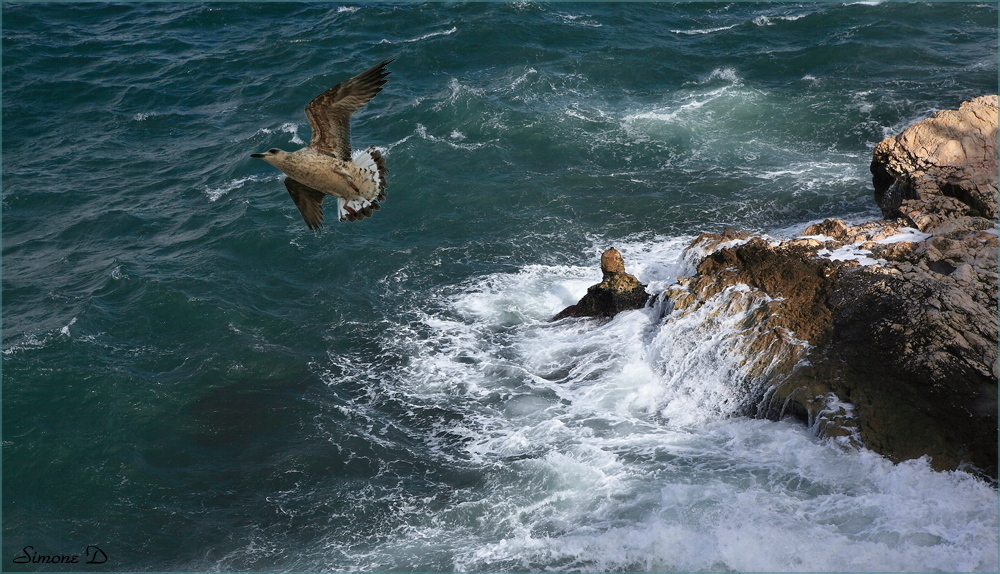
left=327, top=238, right=998, bottom=572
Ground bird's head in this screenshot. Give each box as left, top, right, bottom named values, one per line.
left=250, top=148, right=286, bottom=166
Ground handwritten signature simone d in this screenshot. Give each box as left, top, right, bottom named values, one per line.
left=12, top=545, right=107, bottom=565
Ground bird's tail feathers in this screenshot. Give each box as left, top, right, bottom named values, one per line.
left=336, top=196, right=381, bottom=222
left=338, top=146, right=387, bottom=221
left=351, top=146, right=388, bottom=201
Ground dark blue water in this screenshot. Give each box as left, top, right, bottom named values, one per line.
left=4, top=3, right=998, bottom=571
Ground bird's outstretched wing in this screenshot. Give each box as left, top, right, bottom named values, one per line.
left=284, top=178, right=326, bottom=230
left=304, top=58, right=393, bottom=161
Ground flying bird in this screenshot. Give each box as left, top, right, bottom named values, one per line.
left=252, top=58, right=393, bottom=229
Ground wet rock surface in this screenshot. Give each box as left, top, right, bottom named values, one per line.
left=677, top=96, right=999, bottom=479
left=820, top=228, right=998, bottom=474
left=560, top=97, right=998, bottom=479
left=664, top=216, right=997, bottom=478
left=553, top=248, right=650, bottom=321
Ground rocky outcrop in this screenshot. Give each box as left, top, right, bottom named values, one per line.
left=815, top=228, right=997, bottom=474
left=872, top=94, right=998, bottom=222
left=555, top=97, right=997, bottom=478
left=668, top=97, right=999, bottom=479
left=553, top=248, right=650, bottom=320
left=660, top=217, right=998, bottom=478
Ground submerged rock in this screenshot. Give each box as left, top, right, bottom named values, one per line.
left=553, top=248, right=650, bottom=320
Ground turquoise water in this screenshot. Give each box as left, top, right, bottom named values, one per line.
left=3, top=2, right=998, bottom=571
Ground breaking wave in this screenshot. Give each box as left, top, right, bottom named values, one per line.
left=293, top=236, right=999, bottom=572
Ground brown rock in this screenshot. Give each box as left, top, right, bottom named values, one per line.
left=816, top=238, right=999, bottom=474
left=803, top=218, right=851, bottom=241
left=553, top=248, right=650, bottom=320
left=664, top=215, right=997, bottom=478
left=663, top=233, right=860, bottom=441
left=868, top=240, right=917, bottom=262
left=681, top=237, right=837, bottom=344
left=558, top=97, right=998, bottom=479
left=871, top=95, right=998, bottom=219
left=600, top=248, right=626, bottom=276
left=898, top=194, right=972, bottom=232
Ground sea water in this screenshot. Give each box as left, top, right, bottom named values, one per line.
left=3, top=3, right=997, bottom=571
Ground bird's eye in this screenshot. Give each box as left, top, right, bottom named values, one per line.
left=269, top=148, right=280, bottom=154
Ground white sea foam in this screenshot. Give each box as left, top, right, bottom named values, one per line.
left=3, top=333, right=48, bottom=356
left=812, top=228, right=929, bottom=266
left=876, top=227, right=931, bottom=244
left=672, top=11, right=803, bottom=36
left=671, top=23, right=739, bottom=35
left=508, top=67, right=538, bottom=91
left=557, top=13, right=602, bottom=28
left=380, top=26, right=457, bottom=45
left=278, top=122, right=305, bottom=145
left=205, top=174, right=275, bottom=202
left=753, top=13, right=807, bottom=26
left=452, top=423, right=996, bottom=572
left=6, top=316, right=83, bottom=355
left=252, top=122, right=304, bottom=145
left=433, top=77, right=487, bottom=112
left=413, top=123, right=493, bottom=151
left=622, top=86, right=729, bottom=133
left=701, top=67, right=741, bottom=84
left=60, top=317, right=77, bottom=337
left=599, top=235, right=694, bottom=292
left=817, top=243, right=880, bottom=265
left=317, top=235, right=997, bottom=571
left=621, top=69, right=748, bottom=141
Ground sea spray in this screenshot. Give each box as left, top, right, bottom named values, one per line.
left=5, top=3, right=997, bottom=571
left=317, top=237, right=999, bottom=571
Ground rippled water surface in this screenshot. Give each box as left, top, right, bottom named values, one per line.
left=3, top=2, right=997, bottom=571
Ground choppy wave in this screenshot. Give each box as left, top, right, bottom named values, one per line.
left=381, top=26, right=458, bottom=45
left=286, top=237, right=999, bottom=571
left=4, top=2, right=997, bottom=571
left=205, top=174, right=278, bottom=202
left=671, top=23, right=739, bottom=35
left=252, top=122, right=305, bottom=145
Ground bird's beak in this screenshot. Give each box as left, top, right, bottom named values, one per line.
left=250, top=153, right=265, bottom=159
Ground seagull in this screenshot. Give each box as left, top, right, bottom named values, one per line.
left=251, top=58, right=393, bottom=229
